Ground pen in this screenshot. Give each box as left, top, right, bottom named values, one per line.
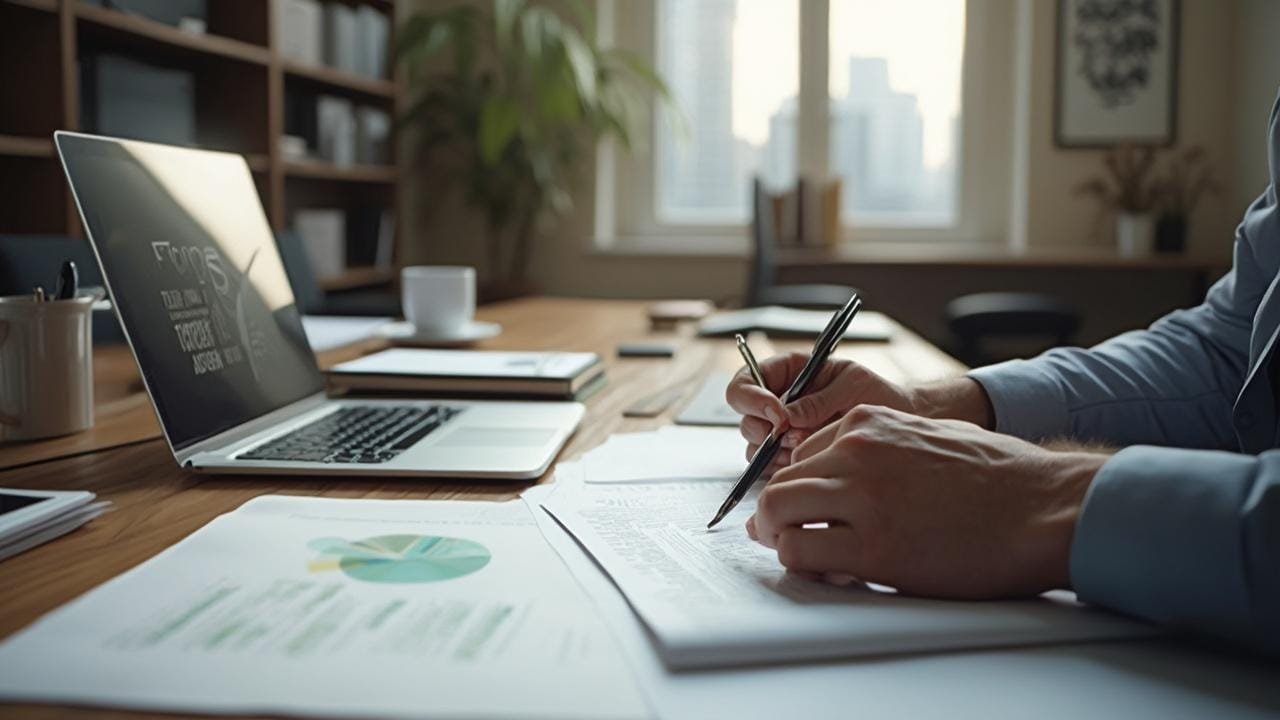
left=734, top=334, right=767, bottom=389
left=32, top=285, right=47, bottom=303
left=707, top=293, right=862, bottom=529
left=54, top=260, right=78, bottom=300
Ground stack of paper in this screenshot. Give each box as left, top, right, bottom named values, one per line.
left=0, top=489, right=110, bottom=563
left=537, top=428, right=1156, bottom=670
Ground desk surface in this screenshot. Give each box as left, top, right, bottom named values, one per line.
left=2, top=297, right=1275, bottom=720
left=0, top=297, right=966, bottom=719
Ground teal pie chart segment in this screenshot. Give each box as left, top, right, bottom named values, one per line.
left=308, top=534, right=491, bottom=583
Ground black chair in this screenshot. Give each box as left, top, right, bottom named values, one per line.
left=274, top=230, right=401, bottom=317
left=0, top=234, right=124, bottom=343
left=945, top=292, right=1081, bottom=367
left=746, top=178, right=858, bottom=310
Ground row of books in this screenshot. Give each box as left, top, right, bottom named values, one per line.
left=282, top=94, right=390, bottom=167
left=295, top=207, right=396, bottom=282
left=276, top=0, right=390, bottom=80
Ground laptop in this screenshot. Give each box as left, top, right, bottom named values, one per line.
left=55, top=132, right=584, bottom=480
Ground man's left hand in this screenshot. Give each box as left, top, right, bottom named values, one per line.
left=747, top=405, right=1110, bottom=599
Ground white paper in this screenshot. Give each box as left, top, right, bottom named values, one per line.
left=300, top=315, right=391, bottom=352
left=578, top=427, right=746, bottom=483
left=699, top=307, right=894, bottom=341
left=524, top=478, right=1277, bottom=720
left=331, top=348, right=600, bottom=380
left=0, top=495, right=649, bottom=720
left=541, top=467, right=1155, bottom=669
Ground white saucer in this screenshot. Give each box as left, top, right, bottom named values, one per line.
left=378, top=320, right=502, bottom=347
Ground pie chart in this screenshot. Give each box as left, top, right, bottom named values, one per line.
left=307, top=534, right=491, bottom=583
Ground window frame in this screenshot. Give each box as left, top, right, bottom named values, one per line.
left=595, top=0, right=1012, bottom=253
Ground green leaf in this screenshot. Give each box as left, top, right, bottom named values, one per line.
left=478, top=97, right=521, bottom=166
left=494, top=0, right=524, bottom=54
left=560, top=26, right=596, bottom=104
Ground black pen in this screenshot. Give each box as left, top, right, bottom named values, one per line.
left=54, top=260, right=78, bottom=300
left=707, top=293, right=862, bottom=529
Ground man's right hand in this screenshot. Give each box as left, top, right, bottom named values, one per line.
left=724, top=352, right=918, bottom=469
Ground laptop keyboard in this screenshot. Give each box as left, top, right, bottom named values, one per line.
left=236, top=405, right=462, bottom=464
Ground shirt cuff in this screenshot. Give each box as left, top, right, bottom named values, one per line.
left=966, top=359, right=1069, bottom=441
left=1069, top=446, right=1258, bottom=643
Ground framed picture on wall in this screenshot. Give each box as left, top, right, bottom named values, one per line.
left=1055, top=0, right=1180, bottom=148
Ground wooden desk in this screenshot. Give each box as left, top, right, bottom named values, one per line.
left=0, top=297, right=963, bottom=719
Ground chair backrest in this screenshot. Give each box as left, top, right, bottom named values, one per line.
left=944, top=292, right=1081, bottom=366
left=746, top=177, right=776, bottom=307
left=0, top=234, right=123, bottom=342
left=273, top=229, right=324, bottom=314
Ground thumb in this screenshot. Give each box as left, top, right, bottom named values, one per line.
left=785, top=390, right=842, bottom=429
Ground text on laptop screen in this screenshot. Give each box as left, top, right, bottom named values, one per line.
left=58, top=134, right=324, bottom=452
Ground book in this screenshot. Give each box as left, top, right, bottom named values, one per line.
left=355, top=106, right=390, bottom=165
left=276, top=0, right=323, bottom=66
left=327, top=349, right=605, bottom=399
left=294, top=209, right=346, bottom=280
left=316, top=95, right=355, bottom=166
left=356, top=5, right=390, bottom=79
left=698, top=306, right=894, bottom=342
left=324, top=3, right=360, bottom=75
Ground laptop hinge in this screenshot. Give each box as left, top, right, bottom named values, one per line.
left=173, top=392, right=331, bottom=466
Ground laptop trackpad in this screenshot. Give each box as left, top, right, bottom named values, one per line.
left=438, top=428, right=558, bottom=448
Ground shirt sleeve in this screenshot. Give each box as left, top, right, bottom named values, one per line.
left=967, top=211, right=1268, bottom=450
left=1069, top=445, right=1280, bottom=655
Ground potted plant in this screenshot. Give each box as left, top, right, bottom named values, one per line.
left=397, top=0, right=669, bottom=298
left=1074, top=144, right=1162, bottom=257
left=1152, top=146, right=1220, bottom=254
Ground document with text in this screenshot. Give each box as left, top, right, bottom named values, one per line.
left=0, top=495, right=649, bottom=719
left=541, top=464, right=1156, bottom=670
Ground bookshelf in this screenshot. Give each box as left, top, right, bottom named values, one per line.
left=0, top=0, right=401, bottom=291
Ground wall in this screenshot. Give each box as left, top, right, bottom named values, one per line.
left=398, top=0, right=1278, bottom=347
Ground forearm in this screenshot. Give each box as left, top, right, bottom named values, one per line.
left=910, top=377, right=995, bottom=429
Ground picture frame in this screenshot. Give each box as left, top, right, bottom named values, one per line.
left=1055, top=0, right=1180, bottom=149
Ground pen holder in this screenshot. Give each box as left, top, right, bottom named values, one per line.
left=0, top=291, right=97, bottom=441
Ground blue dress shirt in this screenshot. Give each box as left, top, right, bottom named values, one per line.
left=968, top=93, right=1280, bottom=654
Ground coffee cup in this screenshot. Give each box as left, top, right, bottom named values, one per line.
left=401, top=266, right=476, bottom=336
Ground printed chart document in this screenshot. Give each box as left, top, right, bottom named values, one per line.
left=0, top=495, right=649, bottom=720
left=541, top=464, right=1156, bottom=670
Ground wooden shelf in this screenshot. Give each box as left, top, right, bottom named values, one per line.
left=317, top=266, right=396, bottom=291
left=284, top=161, right=397, bottom=184
left=283, top=61, right=396, bottom=100
left=0, top=134, right=53, bottom=158
left=2, top=0, right=57, bottom=13
left=75, top=3, right=270, bottom=66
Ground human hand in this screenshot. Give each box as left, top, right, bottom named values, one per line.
left=725, top=353, right=916, bottom=472
left=746, top=405, right=1108, bottom=599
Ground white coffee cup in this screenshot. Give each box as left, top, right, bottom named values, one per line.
left=401, top=266, right=476, bottom=336
left=0, top=292, right=96, bottom=441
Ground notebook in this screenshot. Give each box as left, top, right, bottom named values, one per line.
left=327, top=348, right=605, bottom=399
left=699, top=307, right=894, bottom=341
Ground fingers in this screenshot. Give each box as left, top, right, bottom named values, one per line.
left=752, top=476, right=847, bottom=548
left=769, top=442, right=856, bottom=488
left=726, top=380, right=789, bottom=429
left=775, top=525, right=862, bottom=576
left=790, top=420, right=841, bottom=464
left=740, top=416, right=807, bottom=449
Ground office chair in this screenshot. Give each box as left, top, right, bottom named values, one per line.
left=274, top=230, right=401, bottom=317
left=945, top=292, right=1080, bottom=367
left=746, top=178, right=858, bottom=310
left=0, top=234, right=124, bottom=343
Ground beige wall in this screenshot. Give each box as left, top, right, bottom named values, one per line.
left=398, top=0, right=1279, bottom=344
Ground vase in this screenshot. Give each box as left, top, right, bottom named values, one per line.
left=1155, top=213, right=1188, bottom=254
left=1116, top=212, right=1156, bottom=257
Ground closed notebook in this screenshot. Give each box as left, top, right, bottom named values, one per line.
left=327, top=348, right=604, bottom=399
left=699, top=306, right=894, bottom=342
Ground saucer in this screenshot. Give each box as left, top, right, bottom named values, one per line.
left=378, top=320, right=502, bottom=347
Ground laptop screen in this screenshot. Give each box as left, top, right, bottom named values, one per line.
left=57, top=133, right=324, bottom=452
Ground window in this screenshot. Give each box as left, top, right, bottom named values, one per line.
left=828, top=0, right=965, bottom=225
left=655, top=0, right=798, bottom=223
left=605, top=0, right=992, bottom=247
